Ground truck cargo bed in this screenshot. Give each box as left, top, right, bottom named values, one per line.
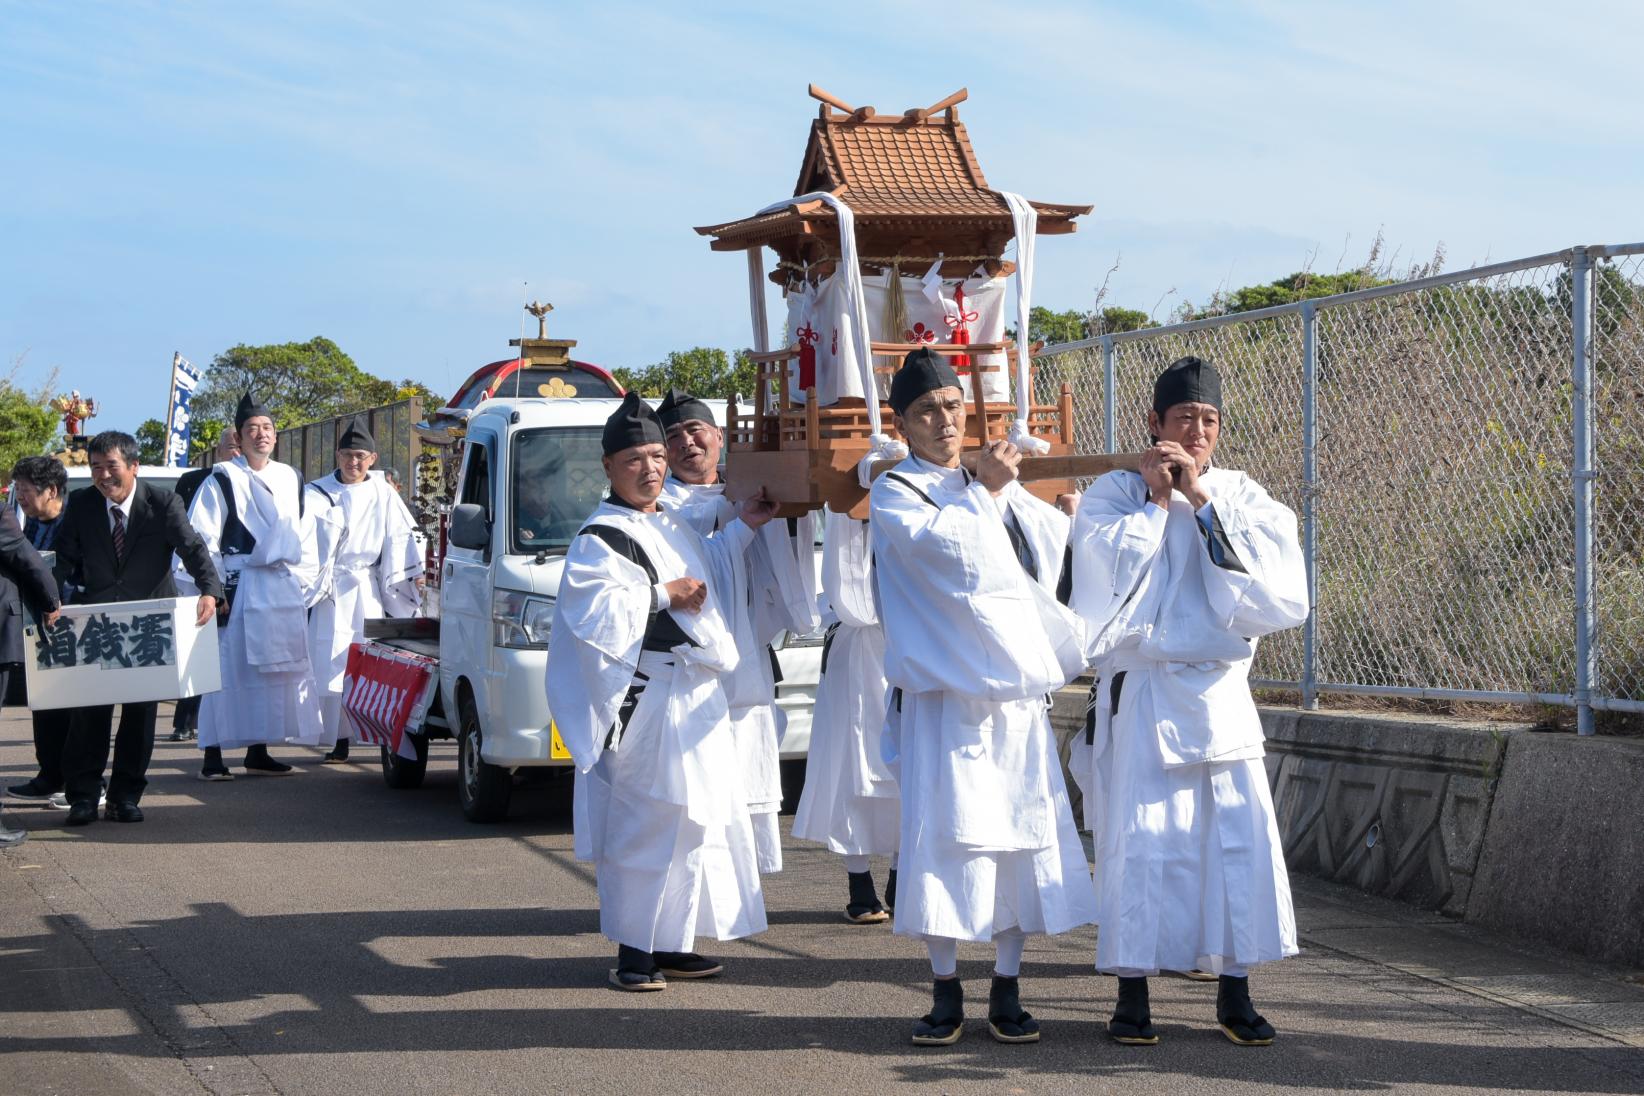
left=363, top=616, right=440, bottom=660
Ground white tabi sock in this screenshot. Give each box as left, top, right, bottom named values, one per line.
left=993, top=930, right=1025, bottom=978
left=924, top=936, right=958, bottom=978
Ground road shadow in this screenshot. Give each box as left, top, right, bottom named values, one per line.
left=2, top=907, right=1641, bottom=1091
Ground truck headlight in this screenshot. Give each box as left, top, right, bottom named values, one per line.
left=492, top=588, right=555, bottom=649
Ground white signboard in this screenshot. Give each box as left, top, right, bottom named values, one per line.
left=25, top=596, right=221, bottom=710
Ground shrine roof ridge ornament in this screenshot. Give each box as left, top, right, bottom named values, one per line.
left=694, top=84, right=1092, bottom=253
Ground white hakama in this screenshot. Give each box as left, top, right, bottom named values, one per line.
left=792, top=512, right=899, bottom=858
left=180, top=457, right=325, bottom=750
left=1071, top=466, right=1309, bottom=975
left=871, top=458, right=1097, bottom=944
left=548, top=500, right=767, bottom=953
left=305, top=472, right=423, bottom=744
left=660, top=477, right=818, bottom=874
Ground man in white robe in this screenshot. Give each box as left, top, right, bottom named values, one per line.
left=653, top=388, right=817, bottom=876
left=792, top=509, right=901, bottom=923
left=546, top=392, right=777, bottom=991
left=1070, top=356, right=1309, bottom=1047
left=179, top=393, right=325, bottom=778
left=304, top=417, right=423, bottom=761
left=870, top=348, right=1097, bottom=1046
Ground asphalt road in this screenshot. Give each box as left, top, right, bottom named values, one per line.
left=4, top=706, right=1644, bottom=1096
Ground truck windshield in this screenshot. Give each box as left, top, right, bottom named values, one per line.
left=510, top=426, right=608, bottom=555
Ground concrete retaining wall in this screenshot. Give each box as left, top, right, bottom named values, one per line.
left=1467, top=731, right=1644, bottom=967
left=1050, top=686, right=1644, bottom=967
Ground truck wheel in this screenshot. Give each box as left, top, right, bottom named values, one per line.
left=458, top=697, right=512, bottom=823
left=381, top=733, right=428, bottom=790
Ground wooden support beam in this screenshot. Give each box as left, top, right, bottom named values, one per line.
left=867, top=451, right=1140, bottom=483
left=808, top=84, right=854, bottom=114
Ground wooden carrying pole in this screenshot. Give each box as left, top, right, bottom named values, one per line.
left=865, top=451, right=1143, bottom=484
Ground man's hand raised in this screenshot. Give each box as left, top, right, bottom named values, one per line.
left=1154, top=441, right=1209, bottom=509
left=976, top=440, right=1022, bottom=494
left=1140, top=445, right=1177, bottom=506
left=664, top=577, right=707, bottom=614
left=738, top=488, right=778, bottom=529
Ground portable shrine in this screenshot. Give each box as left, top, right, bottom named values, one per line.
left=696, top=85, right=1095, bottom=517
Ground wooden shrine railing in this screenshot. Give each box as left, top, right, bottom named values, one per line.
left=725, top=340, right=1077, bottom=517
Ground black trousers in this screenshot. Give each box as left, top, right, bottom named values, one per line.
left=31, top=707, right=71, bottom=790
left=172, top=693, right=202, bottom=733
left=64, top=702, right=158, bottom=806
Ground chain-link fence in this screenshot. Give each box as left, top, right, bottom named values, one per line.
left=1034, top=243, right=1644, bottom=733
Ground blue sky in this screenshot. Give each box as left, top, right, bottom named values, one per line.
left=4, top=0, right=1641, bottom=429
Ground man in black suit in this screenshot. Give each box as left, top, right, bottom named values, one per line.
left=165, top=429, right=238, bottom=742
left=55, top=431, right=224, bottom=825
left=0, top=501, right=63, bottom=845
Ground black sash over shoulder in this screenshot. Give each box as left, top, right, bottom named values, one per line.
left=579, top=523, right=694, bottom=652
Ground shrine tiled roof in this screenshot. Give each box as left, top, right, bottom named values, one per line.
left=696, top=90, right=1090, bottom=249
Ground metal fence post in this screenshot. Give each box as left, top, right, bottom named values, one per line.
left=1301, top=300, right=1319, bottom=710
left=1571, top=247, right=1597, bottom=735
left=1101, top=335, right=1117, bottom=452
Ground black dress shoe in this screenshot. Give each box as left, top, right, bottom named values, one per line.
left=7, top=778, right=60, bottom=801
left=65, top=801, right=99, bottom=826
left=106, top=801, right=144, bottom=823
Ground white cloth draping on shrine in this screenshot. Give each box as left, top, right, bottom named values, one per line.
left=659, top=476, right=818, bottom=873
left=304, top=471, right=423, bottom=745
left=870, top=457, right=1095, bottom=943
left=546, top=500, right=766, bottom=953
left=791, top=508, right=899, bottom=858
left=178, top=457, right=325, bottom=750
left=1068, top=467, right=1309, bottom=975
left=784, top=270, right=1011, bottom=406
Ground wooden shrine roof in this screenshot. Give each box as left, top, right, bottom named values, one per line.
left=695, top=87, right=1091, bottom=252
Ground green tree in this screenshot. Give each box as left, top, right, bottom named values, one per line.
left=1027, top=306, right=1094, bottom=344
left=613, top=348, right=757, bottom=402
left=189, top=418, right=227, bottom=463
left=192, top=337, right=409, bottom=429
left=135, top=417, right=167, bottom=464
left=0, top=384, right=59, bottom=476
left=1097, top=306, right=1154, bottom=334
left=1021, top=305, right=1159, bottom=344
left=1224, top=270, right=1392, bottom=314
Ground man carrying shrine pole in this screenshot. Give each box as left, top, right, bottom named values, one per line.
left=304, top=417, right=423, bottom=762
left=55, top=431, right=221, bottom=825
left=654, top=387, right=817, bottom=875
left=179, top=393, right=325, bottom=779
left=870, top=348, right=1096, bottom=1046
left=546, top=392, right=778, bottom=990
left=1069, top=356, right=1308, bottom=1046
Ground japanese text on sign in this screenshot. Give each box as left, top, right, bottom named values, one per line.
left=35, top=612, right=175, bottom=670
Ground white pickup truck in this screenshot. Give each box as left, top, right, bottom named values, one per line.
left=365, top=395, right=823, bottom=822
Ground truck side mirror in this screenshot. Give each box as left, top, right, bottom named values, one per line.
left=447, top=503, right=491, bottom=551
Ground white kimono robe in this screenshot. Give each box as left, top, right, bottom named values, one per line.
left=791, top=509, right=899, bottom=858
left=870, top=456, right=1097, bottom=943
left=658, top=476, right=817, bottom=874
left=1070, top=466, right=1310, bottom=975
left=545, top=499, right=766, bottom=953
left=304, top=471, right=424, bottom=744
left=178, top=457, right=325, bottom=750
